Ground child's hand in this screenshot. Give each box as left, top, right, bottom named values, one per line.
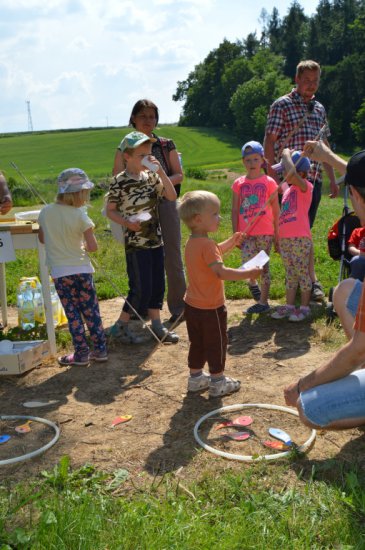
left=244, top=267, right=262, bottom=279
left=236, top=231, right=246, bottom=249
left=126, top=221, right=141, bottom=232
left=232, top=232, right=244, bottom=247
left=141, top=155, right=160, bottom=173
left=0, top=195, right=12, bottom=215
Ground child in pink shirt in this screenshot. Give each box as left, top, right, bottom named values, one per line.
left=232, top=141, right=279, bottom=314
left=271, top=149, right=313, bottom=322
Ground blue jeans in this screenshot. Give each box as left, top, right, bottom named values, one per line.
left=123, top=246, right=165, bottom=314
left=300, top=370, right=365, bottom=427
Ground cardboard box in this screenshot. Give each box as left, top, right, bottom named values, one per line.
left=0, top=340, right=50, bottom=375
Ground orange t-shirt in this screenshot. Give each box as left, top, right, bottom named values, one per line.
left=354, top=281, right=365, bottom=333
left=184, top=236, right=225, bottom=309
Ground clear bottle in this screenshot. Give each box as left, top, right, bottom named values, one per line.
left=49, top=277, right=61, bottom=327
left=17, top=278, right=28, bottom=327
left=19, top=281, right=35, bottom=330
left=33, top=278, right=45, bottom=324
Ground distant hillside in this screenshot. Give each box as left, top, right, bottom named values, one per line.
left=0, top=126, right=243, bottom=181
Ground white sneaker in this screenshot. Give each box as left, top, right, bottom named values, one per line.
left=187, top=372, right=210, bottom=392
left=289, top=307, right=311, bottom=322
left=271, top=305, right=295, bottom=319
left=209, top=376, right=241, bottom=397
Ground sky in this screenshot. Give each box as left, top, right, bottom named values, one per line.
left=0, top=0, right=320, bottom=133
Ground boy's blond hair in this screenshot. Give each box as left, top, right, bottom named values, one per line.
left=57, top=189, right=90, bottom=207
left=178, top=190, right=220, bottom=227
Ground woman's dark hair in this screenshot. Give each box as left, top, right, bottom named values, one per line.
left=129, top=99, right=159, bottom=127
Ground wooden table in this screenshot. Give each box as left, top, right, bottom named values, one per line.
left=0, top=222, right=56, bottom=356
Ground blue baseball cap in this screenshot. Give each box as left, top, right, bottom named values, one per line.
left=241, top=141, right=264, bottom=158
left=291, top=151, right=311, bottom=173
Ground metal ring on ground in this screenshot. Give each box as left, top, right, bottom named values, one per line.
left=193, top=403, right=316, bottom=462
left=0, top=415, right=60, bottom=466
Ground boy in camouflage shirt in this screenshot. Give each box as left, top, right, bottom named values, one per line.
left=106, top=131, right=179, bottom=344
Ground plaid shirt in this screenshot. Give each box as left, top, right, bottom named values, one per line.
left=266, top=88, right=330, bottom=183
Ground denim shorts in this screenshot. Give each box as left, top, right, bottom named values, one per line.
left=346, top=279, right=363, bottom=317
left=300, top=369, right=365, bottom=427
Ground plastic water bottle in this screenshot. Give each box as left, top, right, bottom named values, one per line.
left=18, top=282, right=35, bottom=330
left=17, top=279, right=27, bottom=328
left=49, top=278, right=61, bottom=328
left=33, top=279, right=45, bottom=324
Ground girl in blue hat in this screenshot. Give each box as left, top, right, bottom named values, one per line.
left=232, top=141, right=280, bottom=314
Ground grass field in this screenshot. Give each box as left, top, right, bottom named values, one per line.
left=0, top=125, right=244, bottom=183
left=1, top=456, right=365, bottom=549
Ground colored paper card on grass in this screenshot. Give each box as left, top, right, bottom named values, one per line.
left=111, top=415, right=132, bottom=428
left=223, top=431, right=251, bottom=441
left=268, top=427, right=293, bottom=446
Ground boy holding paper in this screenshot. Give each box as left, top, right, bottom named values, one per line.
left=178, top=190, right=262, bottom=397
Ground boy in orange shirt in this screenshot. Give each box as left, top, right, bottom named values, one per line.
left=178, top=190, right=262, bottom=397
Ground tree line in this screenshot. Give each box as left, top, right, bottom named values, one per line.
left=173, top=0, right=365, bottom=148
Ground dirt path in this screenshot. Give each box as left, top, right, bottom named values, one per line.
left=1, top=298, right=364, bottom=484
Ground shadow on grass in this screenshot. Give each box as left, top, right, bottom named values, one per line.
left=289, top=430, right=365, bottom=484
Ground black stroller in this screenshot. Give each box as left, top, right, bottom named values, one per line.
left=326, top=185, right=361, bottom=322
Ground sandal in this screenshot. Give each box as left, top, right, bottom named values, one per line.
left=119, top=325, right=145, bottom=344
left=58, top=354, right=90, bottom=367
left=89, top=351, right=109, bottom=362
left=151, top=325, right=179, bottom=344
left=244, top=303, right=270, bottom=314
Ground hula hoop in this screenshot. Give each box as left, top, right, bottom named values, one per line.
left=0, top=415, right=60, bottom=466
left=194, top=403, right=316, bottom=462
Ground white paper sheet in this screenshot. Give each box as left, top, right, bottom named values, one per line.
left=240, top=250, right=269, bottom=270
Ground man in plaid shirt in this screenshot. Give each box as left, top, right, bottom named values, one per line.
left=264, top=60, right=338, bottom=301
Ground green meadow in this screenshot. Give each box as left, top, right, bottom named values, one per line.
left=0, top=125, right=243, bottom=181
left=0, top=126, right=344, bottom=305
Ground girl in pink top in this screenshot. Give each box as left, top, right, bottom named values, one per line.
left=232, top=141, right=280, bottom=314
left=272, top=149, right=313, bottom=322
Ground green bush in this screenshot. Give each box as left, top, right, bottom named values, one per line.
left=185, top=167, right=207, bottom=180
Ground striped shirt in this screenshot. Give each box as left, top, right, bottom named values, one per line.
left=265, top=88, right=330, bottom=183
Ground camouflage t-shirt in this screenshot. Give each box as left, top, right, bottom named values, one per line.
left=108, top=170, right=164, bottom=252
